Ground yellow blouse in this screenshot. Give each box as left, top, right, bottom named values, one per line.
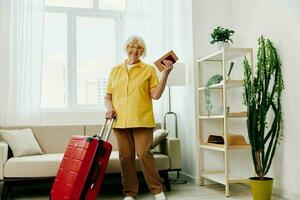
left=106, top=60, right=159, bottom=128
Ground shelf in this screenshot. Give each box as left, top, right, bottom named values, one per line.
left=198, top=80, right=243, bottom=91
left=200, top=143, right=251, bottom=151
left=199, top=112, right=247, bottom=119
left=197, top=50, right=222, bottom=62
left=227, top=112, right=247, bottom=118
left=197, top=47, right=252, bottom=62
left=195, top=47, right=253, bottom=197
left=200, top=144, right=225, bottom=151
left=199, top=115, right=224, bottom=119
left=229, top=144, right=251, bottom=149
left=201, top=172, right=249, bottom=185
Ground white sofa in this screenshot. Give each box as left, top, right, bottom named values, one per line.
left=0, top=124, right=181, bottom=199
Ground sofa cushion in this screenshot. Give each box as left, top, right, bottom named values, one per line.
left=0, top=129, right=43, bottom=157
left=0, top=125, right=85, bottom=154
left=31, top=126, right=85, bottom=154
left=4, top=153, right=63, bottom=178
left=4, top=151, right=170, bottom=178
left=151, top=129, right=169, bottom=149
left=0, top=126, right=32, bottom=141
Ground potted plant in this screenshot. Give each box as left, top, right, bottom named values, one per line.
left=210, top=26, right=235, bottom=49
left=204, top=74, right=223, bottom=116
left=243, top=36, right=284, bottom=200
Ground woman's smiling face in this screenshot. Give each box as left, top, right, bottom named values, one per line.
left=126, top=39, right=144, bottom=63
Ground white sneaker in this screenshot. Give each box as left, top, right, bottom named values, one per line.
left=155, top=192, right=166, bottom=200
left=124, top=197, right=136, bottom=200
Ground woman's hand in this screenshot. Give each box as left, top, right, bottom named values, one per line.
left=162, top=60, right=173, bottom=77
left=104, top=94, right=116, bottom=119
left=105, top=110, right=116, bottom=119
left=150, top=60, right=174, bottom=100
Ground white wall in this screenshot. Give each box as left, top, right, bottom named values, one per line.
left=191, top=0, right=300, bottom=199
left=231, top=0, right=300, bottom=199
left=192, top=0, right=233, bottom=57
left=158, top=0, right=196, bottom=180
left=189, top=0, right=233, bottom=182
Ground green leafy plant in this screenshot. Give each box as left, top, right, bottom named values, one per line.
left=205, top=74, right=223, bottom=116
left=243, top=36, right=284, bottom=180
left=210, top=26, right=235, bottom=44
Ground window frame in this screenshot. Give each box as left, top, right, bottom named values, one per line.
left=42, top=5, right=125, bottom=113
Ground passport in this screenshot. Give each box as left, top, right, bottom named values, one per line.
left=154, top=50, right=178, bottom=71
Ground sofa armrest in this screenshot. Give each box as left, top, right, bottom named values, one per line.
left=160, top=137, right=181, bottom=170
left=0, top=141, right=9, bottom=180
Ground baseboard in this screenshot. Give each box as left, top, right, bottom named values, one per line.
left=273, top=186, right=300, bottom=200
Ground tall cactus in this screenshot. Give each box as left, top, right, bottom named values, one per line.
left=243, top=36, right=284, bottom=180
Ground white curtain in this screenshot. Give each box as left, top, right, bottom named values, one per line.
left=124, top=0, right=193, bottom=123
left=0, top=0, right=45, bottom=126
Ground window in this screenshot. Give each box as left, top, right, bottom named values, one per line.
left=76, top=17, right=116, bottom=105
left=98, top=0, right=126, bottom=10
left=45, top=0, right=93, bottom=8
left=42, top=13, right=68, bottom=108
left=45, top=0, right=126, bottom=10
left=41, top=1, right=125, bottom=110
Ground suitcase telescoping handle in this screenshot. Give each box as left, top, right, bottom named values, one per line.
left=99, top=116, right=116, bottom=141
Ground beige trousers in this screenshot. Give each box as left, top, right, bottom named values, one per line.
left=113, top=128, right=163, bottom=198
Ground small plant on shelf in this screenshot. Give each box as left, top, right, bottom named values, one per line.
left=210, top=26, right=235, bottom=45
left=204, top=74, right=223, bottom=116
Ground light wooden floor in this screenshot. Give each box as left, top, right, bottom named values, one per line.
left=2, top=182, right=287, bottom=200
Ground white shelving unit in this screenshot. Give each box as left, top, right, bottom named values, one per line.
left=194, top=47, right=253, bottom=197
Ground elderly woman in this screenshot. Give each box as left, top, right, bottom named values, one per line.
left=104, top=35, right=173, bottom=200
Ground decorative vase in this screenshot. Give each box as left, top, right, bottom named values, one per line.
left=249, top=177, right=273, bottom=200
left=217, top=41, right=230, bottom=50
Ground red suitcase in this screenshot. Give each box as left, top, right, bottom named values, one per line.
left=50, top=117, right=115, bottom=200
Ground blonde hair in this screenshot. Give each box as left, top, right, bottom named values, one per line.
left=123, top=35, right=147, bottom=58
